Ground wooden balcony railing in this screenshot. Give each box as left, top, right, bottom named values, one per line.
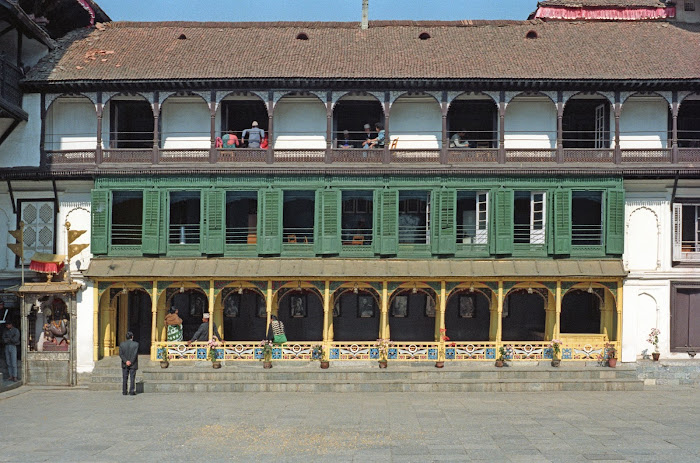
left=42, top=146, right=700, bottom=167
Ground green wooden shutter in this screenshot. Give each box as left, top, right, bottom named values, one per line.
left=258, top=189, right=282, bottom=255
left=91, top=189, right=109, bottom=255
left=605, top=189, right=625, bottom=255
left=379, top=189, right=398, bottom=255
left=437, top=189, right=456, bottom=255
left=493, top=189, right=514, bottom=255
left=373, top=190, right=381, bottom=254
left=316, top=189, right=340, bottom=255
left=553, top=189, right=572, bottom=255
left=141, top=190, right=161, bottom=254
left=205, top=189, right=225, bottom=255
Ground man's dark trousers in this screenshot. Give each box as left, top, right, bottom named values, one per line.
left=122, top=367, right=136, bottom=395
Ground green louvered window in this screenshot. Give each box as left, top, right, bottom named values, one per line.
left=553, top=189, right=572, bottom=255
left=141, top=190, right=161, bottom=254
left=316, top=189, right=341, bottom=254
left=435, top=189, right=456, bottom=254
left=378, top=189, right=398, bottom=255
left=111, top=191, right=142, bottom=246
left=493, top=189, right=514, bottom=255
left=204, top=189, right=225, bottom=254
left=605, top=189, right=625, bottom=254
left=90, top=189, right=109, bottom=255
left=258, top=189, right=282, bottom=255
left=225, top=191, right=257, bottom=245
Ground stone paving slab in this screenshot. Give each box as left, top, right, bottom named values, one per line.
left=0, top=387, right=699, bottom=462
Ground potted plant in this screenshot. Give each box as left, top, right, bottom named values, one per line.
left=208, top=337, right=222, bottom=369
left=376, top=338, right=392, bottom=368
left=647, top=328, right=660, bottom=361
left=260, top=339, right=273, bottom=369
left=312, top=344, right=329, bottom=369
left=549, top=339, right=562, bottom=367
left=435, top=328, right=449, bottom=368
left=496, top=345, right=513, bottom=367
left=158, top=345, right=169, bottom=368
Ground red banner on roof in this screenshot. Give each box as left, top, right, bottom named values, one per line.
left=535, top=6, right=675, bottom=20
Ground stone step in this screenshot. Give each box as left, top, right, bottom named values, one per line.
left=143, top=377, right=644, bottom=393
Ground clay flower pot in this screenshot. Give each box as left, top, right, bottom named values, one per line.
left=160, top=361, right=169, bottom=369
left=551, top=359, right=561, bottom=367
left=435, top=361, right=445, bottom=369
left=495, top=360, right=504, bottom=367
left=320, top=361, right=330, bottom=369
left=212, top=362, right=222, bottom=369
left=378, top=360, right=388, bottom=369
left=608, top=358, right=617, bottom=368
left=652, top=352, right=660, bottom=361
left=263, top=361, right=273, bottom=369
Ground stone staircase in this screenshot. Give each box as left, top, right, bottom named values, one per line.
left=141, top=361, right=643, bottom=393
left=88, top=355, right=156, bottom=392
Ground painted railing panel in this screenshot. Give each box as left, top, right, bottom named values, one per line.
left=445, top=342, right=498, bottom=361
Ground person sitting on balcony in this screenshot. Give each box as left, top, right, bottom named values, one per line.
left=187, top=313, right=221, bottom=345
left=361, top=123, right=375, bottom=149
left=222, top=131, right=240, bottom=148
left=366, top=123, right=385, bottom=149
left=242, top=121, right=265, bottom=148
left=450, top=131, right=469, bottom=148
left=338, top=130, right=353, bottom=148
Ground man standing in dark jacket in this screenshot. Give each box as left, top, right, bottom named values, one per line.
left=2, top=321, right=20, bottom=382
left=119, top=331, right=139, bottom=396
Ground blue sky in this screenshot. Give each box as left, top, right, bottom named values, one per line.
left=97, top=0, right=538, bottom=22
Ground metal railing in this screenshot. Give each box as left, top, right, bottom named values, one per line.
left=340, top=227, right=373, bottom=245
left=283, top=228, right=314, bottom=244
left=226, top=226, right=257, bottom=244
left=168, top=224, right=201, bottom=245
left=572, top=225, right=603, bottom=246
left=111, top=224, right=143, bottom=246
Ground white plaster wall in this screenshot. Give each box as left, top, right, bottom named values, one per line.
left=619, top=96, right=668, bottom=149
left=0, top=93, right=41, bottom=167
left=161, top=98, right=210, bottom=149
left=389, top=98, right=441, bottom=149
left=504, top=98, right=556, bottom=149
left=273, top=98, right=326, bottom=149
left=675, top=7, right=700, bottom=23
left=75, top=278, right=94, bottom=373
left=622, top=283, right=667, bottom=362
left=45, top=97, right=97, bottom=150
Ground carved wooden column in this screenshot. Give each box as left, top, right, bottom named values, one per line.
left=440, top=91, right=448, bottom=164
left=556, top=91, right=564, bottom=164
left=614, top=91, right=621, bottom=164
left=383, top=91, right=391, bottom=164
left=209, top=90, right=217, bottom=164
left=325, top=91, right=332, bottom=164
left=96, top=91, right=103, bottom=165
left=267, top=91, right=274, bottom=164
left=152, top=91, right=160, bottom=165
left=498, top=91, right=506, bottom=164
left=672, top=91, right=679, bottom=164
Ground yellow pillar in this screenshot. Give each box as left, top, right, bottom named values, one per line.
left=323, top=281, right=330, bottom=361
left=601, top=288, right=616, bottom=340
left=489, top=288, right=498, bottom=341
left=213, top=290, right=223, bottom=340
left=380, top=281, right=389, bottom=339
left=616, top=280, right=623, bottom=343
left=150, top=281, right=157, bottom=359
left=208, top=279, right=214, bottom=340
left=266, top=280, right=272, bottom=333
left=496, top=281, right=504, bottom=343
left=438, top=281, right=446, bottom=361
left=554, top=281, right=562, bottom=340
left=93, top=283, right=99, bottom=362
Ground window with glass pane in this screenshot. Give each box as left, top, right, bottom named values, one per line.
left=111, top=191, right=143, bottom=245
left=341, top=191, right=373, bottom=245
left=682, top=205, right=700, bottom=252
left=456, top=191, right=488, bottom=245
left=283, top=191, right=315, bottom=244
left=225, top=191, right=257, bottom=244
left=169, top=191, right=201, bottom=244
left=399, top=191, right=430, bottom=244
left=514, top=191, right=545, bottom=244
left=572, top=191, right=603, bottom=245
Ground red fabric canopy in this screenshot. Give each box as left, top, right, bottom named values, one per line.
left=535, top=6, right=675, bottom=20
left=29, top=259, right=65, bottom=274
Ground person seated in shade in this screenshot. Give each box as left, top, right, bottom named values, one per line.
left=450, top=130, right=470, bottom=148
left=338, top=130, right=353, bottom=148
left=222, top=131, right=240, bottom=148
left=364, top=123, right=385, bottom=149
left=242, top=121, right=265, bottom=148
left=187, top=313, right=221, bottom=345
left=164, top=306, right=183, bottom=342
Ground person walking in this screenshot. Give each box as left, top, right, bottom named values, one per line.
left=119, top=331, right=139, bottom=396
left=2, top=321, right=20, bottom=382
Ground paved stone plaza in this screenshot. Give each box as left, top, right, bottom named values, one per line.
left=0, top=387, right=699, bottom=463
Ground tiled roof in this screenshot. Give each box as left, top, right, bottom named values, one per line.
left=538, top=0, right=666, bottom=6
left=24, top=20, right=700, bottom=83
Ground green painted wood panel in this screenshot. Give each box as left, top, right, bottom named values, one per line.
left=605, top=189, right=625, bottom=255
left=493, top=189, right=514, bottom=255
left=553, top=189, right=572, bottom=255
left=141, top=189, right=161, bottom=254
left=379, top=189, right=398, bottom=255
left=258, top=189, right=282, bottom=255
left=205, top=189, right=225, bottom=255
left=315, top=189, right=341, bottom=255
left=91, top=189, right=109, bottom=255
left=437, top=189, right=456, bottom=255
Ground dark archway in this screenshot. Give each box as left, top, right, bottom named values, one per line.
left=332, top=288, right=380, bottom=341
left=388, top=289, right=436, bottom=342
left=445, top=289, right=491, bottom=341
left=218, top=93, right=269, bottom=145
left=168, top=289, right=208, bottom=342
left=678, top=99, right=700, bottom=148
left=277, top=288, right=323, bottom=341
left=561, top=289, right=601, bottom=333
left=563, top=95, right=611, bottom=148
left=333, top=95, right=384, bottom=148
left=222, top=289, right=267, bottom=341
left=501, top=289, right=546, bottom=341
left=447, top=96, right=498, bottom=148
left=116, top=289, right=152, bottom=355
